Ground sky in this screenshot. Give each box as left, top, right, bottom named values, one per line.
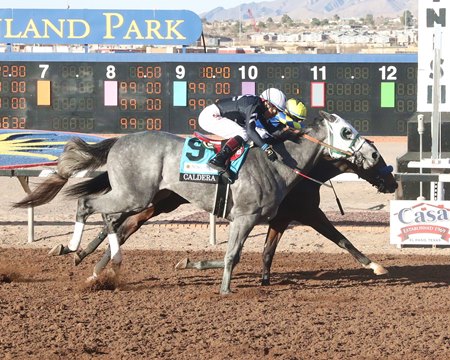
left=5, top=1, right=265, bottom=15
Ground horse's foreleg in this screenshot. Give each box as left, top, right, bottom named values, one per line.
left=261, top=220, right=289, bottom=286
left=338, top=238, right=388, bottom=275
left=305, top=209, right=388, bottom=275
left=221, top=216, right=257, bottom=295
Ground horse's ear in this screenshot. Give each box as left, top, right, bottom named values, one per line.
left=319, top=110, right=337, bottom=122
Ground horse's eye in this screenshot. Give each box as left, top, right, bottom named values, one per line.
left=341, top=127, right=353, bottom=140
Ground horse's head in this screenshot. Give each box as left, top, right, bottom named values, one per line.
left=339, top=144, right=398, bottom=193
left=319, top=110, right=380, bottom=170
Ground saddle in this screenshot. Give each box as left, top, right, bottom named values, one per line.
left=193, top=131, right=246, bottom=161
left=193, top=131, right=222, bottom=150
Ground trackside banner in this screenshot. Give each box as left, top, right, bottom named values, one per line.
left=0, top=9, right=202, bottom=45
left=390, top=200, right=450, bottom=246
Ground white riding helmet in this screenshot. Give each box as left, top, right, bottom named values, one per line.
left=260, top=88, right=287, bottom=112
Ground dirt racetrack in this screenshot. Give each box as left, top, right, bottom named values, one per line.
left=1, top=138, right=450, bottom=359
left=1, top=249, right=450, bottom=359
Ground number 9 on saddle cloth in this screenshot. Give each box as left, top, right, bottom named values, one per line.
left=179, top=134, right=249, bottom=185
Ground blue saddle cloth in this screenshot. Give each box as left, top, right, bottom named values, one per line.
left=179, top=137, right=249, bottom=183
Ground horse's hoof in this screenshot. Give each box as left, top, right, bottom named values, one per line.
left=220, top=289, right=232, bottom=295
left=85, top=274, right=98, bottom=284
left=73, top=252, right=82, bottom=266
left=174, top=258, right=189, bottom=270
left=365, top=262, right=389, bottom=275
left=48, top=244, right=64, bottom=256
left=372, top=263, right=389, bottom=275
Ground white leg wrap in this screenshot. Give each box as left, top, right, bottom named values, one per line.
left=68, top=222, right=84, bottom=251
left=108, top=233, right=122, bottom=263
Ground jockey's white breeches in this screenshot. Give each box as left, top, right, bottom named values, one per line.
left=198, top=104, right=249, bottom=141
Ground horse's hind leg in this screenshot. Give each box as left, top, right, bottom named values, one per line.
left=49, top=197, right=94, bottom=256
left=74, top=208, right=152, bottom=266
left=90, top=191, right=189, bottom=278
left=175, top=258, right=225, bottom=270
left=82, top=190, right=149, bottom=258
left=85, top=212, right=128, bottom=282
left=86, top=189, right=176, bottom=280
left=75, top=190, right=182, bottom=265
left=86, top=208, right=156, bottom=279
left=74, top=203, right=149, bottom=266
left=73, top=227, right=108, bottom=265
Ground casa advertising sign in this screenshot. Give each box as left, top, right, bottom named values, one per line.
left=390, top=200, right=450, bottom=246
left=0, top=9, right=202, bottom=45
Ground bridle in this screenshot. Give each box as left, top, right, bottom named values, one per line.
left=282, top=114, right=379, bottom=187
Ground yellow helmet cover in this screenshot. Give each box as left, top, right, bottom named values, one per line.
left=286, top=99, right=307, bottom=121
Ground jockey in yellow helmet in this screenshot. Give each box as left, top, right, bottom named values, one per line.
left=279, top=98, right=307, bottom=128
left=255, top=98, right=307, bottom=139
left=263, top=98, right=307, bottom=129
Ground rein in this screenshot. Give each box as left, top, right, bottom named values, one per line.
left=278, top=128, right=356, bottom=190
left=276, top=160, right=332, bottom=188
left=277, top=130, right=353, bottom=188
left=302, top=133, right=354, bottom=157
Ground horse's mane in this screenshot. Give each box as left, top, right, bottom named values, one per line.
left=303, top=116, right=324, bottom=132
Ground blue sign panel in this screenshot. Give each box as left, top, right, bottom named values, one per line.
left=0, top=9, right=202, bottom=45
left=0, top=129, right=105, bottom=169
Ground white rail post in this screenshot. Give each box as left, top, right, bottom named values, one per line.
left=417, top=114, right=425, bottom=200
left=17, top=176, right=34, bottom=243
left=209, top=213, right=216, bottom=245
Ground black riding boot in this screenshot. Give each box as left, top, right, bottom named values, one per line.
left=208, top=136, right=244, bottom=172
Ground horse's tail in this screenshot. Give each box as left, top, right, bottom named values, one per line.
left=13, top=137, right=118, bottom=208
left=64, top=172, right=111, bottom=198
left=57, top=137, right=118, bottom=178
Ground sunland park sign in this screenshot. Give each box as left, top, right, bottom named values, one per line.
left=0, top=9, right=202, bottom=45
left=390, top=201, right=450, bottom=246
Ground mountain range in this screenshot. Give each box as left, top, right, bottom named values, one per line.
left=201, top=0, right=418, bottom=21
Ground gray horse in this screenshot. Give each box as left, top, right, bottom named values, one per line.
left=14, top=111, right=380, bottom=294
left=66, top=151, right=396, bottom=284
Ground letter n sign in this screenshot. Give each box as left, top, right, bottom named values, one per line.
left=417, top=0, right=450, bottom=112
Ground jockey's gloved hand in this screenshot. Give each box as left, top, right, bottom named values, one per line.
left=261, top=143, right=278, bottom=162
